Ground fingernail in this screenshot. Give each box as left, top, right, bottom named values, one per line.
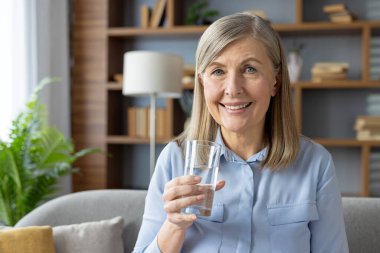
left=194, top=176, right=201, bottom=181
left=198, top=186, right=204, bottom=192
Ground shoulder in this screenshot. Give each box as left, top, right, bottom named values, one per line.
left=296, top=136, right=336, bottom=185
left=157, top=141, right=184, bottom=161
left=153, top=141, right=185, bottom=182
left=298, top=136, right=332, bottom=162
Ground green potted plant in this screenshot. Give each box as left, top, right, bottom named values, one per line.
left=186, top=0, right=219, bottom=25
left=0, top=78, right=99, bottom=226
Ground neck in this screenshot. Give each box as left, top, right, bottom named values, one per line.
left=221, top=127, right=265, bottom=160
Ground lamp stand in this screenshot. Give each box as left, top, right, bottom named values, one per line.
left=149, top=93, right=157, bottom=177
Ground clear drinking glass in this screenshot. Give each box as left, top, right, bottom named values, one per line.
left=182, top=140, right=221, bottom=216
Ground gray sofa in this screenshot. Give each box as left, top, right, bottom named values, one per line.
left=16, top=189, right=380, bottom=253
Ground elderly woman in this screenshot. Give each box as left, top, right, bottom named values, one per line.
left=133, top=13, right=348, bottom=253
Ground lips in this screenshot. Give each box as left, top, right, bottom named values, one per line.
left=222, top=102, right=252, bottom=110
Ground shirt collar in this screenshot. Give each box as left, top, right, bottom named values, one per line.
left=214, top=128, right=267, bottom=163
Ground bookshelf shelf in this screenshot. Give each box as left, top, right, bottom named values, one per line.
left=107, top=21, right=380, bottom=38
left=293, top=81, right=380, bottom=89
left=107, top=82, right=195, bottom=91
left=315, top=138, right=380, bottom=147
left=108, top=26, right=207, bottom=37
left=107, top=135, right=171, bottom=144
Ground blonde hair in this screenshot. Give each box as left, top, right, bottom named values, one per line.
left=176, top=12, right=299, bottom=169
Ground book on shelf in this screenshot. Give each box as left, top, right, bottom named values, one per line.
left=150, top=0, right=167, bottom=28
left=323, top=3, right=347, bottom=13
left=323, top=3, right=356, bottom=23
left=312, top=62, right=349, bottom=70
left=311, top=62, right=348, bottom=82
left=371, top=37, right=380, bottom=47
left=166, top=0, right=174, bottom=27
left=370, top=152, right=380, bottom=161
left=356, top=131, right=380, bottom=140
left=370, top=47, right=380, bottom=56
left=371, top=57, right=380, bottom=65
left=127, top=107, right=137, bottom=137
left=330, top=13, right=355, bottom=23
left=370, top=165, right=380, bottom=173
left=366, top=104, right=380, bottom=115
left=140, top=4, right=151, bottom=28
left=370, top=66, right=380, bottom=73
left=355, top=115, right=380, bottom=129
left=366, top=0, right=380, bottom=20
left=127, top=106, right=169, bottom=139
left=354, top=115, right=380, bottom=140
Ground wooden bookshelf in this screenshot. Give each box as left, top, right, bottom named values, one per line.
left=71, top=0, right=380, bottom=195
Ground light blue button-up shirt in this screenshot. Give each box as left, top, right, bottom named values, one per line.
left=133, top=134, right=349, bottom=253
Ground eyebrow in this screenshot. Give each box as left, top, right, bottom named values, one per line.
left=207, top=57, right=263, bottom=69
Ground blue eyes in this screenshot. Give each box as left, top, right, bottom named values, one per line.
left=211, top=69, right=224, bottom=76
left=245, top=66, right=257, bottom=73
left=210, top=66, right=257, bottom=76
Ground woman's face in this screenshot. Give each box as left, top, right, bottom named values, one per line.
left=201, top=36, right=278, bottom=136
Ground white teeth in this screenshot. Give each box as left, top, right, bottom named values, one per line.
left=225, top=103, right=249, bottom=110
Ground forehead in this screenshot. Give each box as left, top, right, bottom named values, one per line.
left=213, top=36, right=269, bottom=63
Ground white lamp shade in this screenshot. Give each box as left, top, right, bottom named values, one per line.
left=123, top=51, right=183, bottom=98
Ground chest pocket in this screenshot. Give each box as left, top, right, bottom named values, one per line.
left=267, top=203, right=319, bottom=253
left=182, top=202, right=224, bottom=253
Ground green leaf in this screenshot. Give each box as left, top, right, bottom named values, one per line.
left=0, top=78, right=101, bottom=226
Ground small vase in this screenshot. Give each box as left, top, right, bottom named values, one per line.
left=287, top=52, right=303, bottom=83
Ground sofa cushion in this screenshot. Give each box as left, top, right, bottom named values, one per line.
left=0, top=226, right=56, bottom=253
left=53, top=216, right=124, bottom=253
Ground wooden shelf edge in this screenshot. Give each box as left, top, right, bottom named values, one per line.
left=107, top=82, right=194, bottom=91
left=108, top=21, right=380, bottom=37
left=314, top=138, right=380, bottom=147
left=108, top=26, right=207, bottom=36
left=107, top=135, right=172, bottom=144
left=292, top=80, right=380, bottom=89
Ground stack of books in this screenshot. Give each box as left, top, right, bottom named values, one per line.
left=371, top=37, right=380, bottom=81
left=140, top=0, right=174, bottom=28
left=354, top=115, right=380, bottom=140
left=370, top=152, right=380, bottom=196
left=366, top=94, right=380, bottom=115
left=366, top=0, right=380, bottom=20
left=323, top=3, right=356, bottom=23
left=311, top=62, right=348, bottom=82
left=127, top=107, right=169, bottom=139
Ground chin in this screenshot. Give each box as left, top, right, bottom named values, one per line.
left=221, top=124, right=247, bottom=134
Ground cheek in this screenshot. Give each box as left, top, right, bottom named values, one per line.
left=203, top=82, right=222, bottom=102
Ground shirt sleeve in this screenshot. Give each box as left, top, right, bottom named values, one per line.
left=132, top=142, right=183, bottom=253
left=309, top=153, right=349, bottom=253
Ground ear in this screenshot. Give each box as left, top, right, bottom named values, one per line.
left=197, top=73, right=204, bottom=86
left=271, top=68, right=281, bottom=97
left=271, top=79, right=279, bottom=97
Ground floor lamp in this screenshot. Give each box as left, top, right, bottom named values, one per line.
left=123, top=51, right=183, bottom=177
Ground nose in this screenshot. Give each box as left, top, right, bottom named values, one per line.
left=224, top=72, right=243, bottom=97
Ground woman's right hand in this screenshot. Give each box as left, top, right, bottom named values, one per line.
left=158, top=177, right=225, bottom=252
left=162, top=176, right=226, bottom=230
left=162, top=175, right=204, bottom=230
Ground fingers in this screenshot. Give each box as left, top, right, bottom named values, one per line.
left=215, top=180, right=226, bottom=191
left=163, top=193, right=205, bottom=213
left=163, top=176, right=202, bottom=202
left=165, top=175, right=201, bottom=190
left=167, top=212, right=197, bottom=225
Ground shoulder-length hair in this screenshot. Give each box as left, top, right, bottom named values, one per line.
left=176, top=12, right=299, bottom=169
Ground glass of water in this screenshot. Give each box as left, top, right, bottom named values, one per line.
left=182, top=140, right=221, bottom=217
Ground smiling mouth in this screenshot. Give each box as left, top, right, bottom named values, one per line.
left=222, top=102, right=252, bottom=110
